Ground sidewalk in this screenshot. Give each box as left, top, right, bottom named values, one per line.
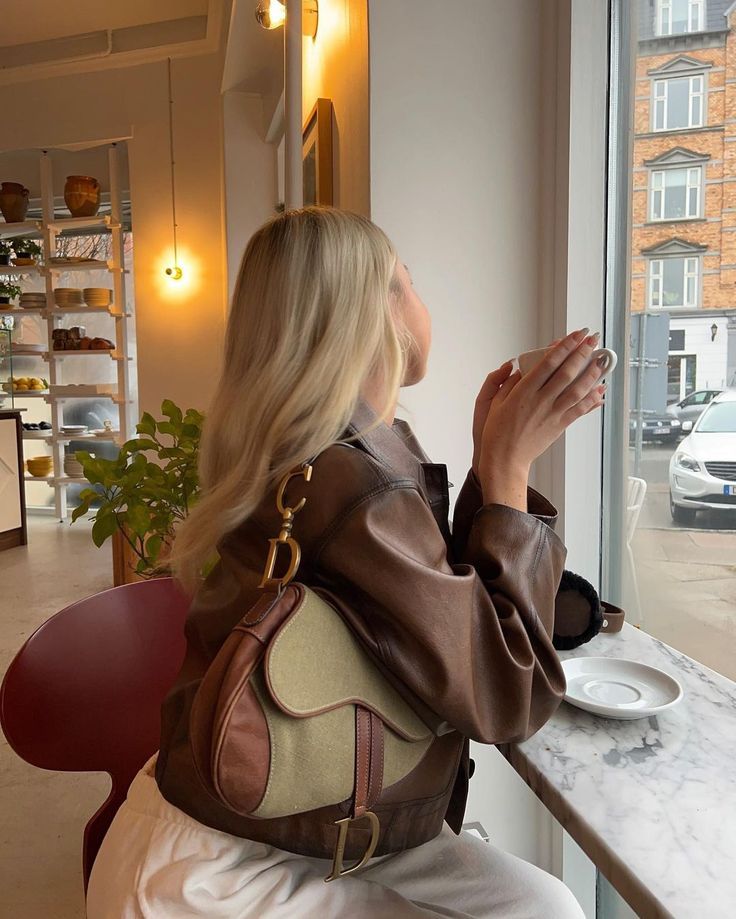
left=632, top=525, right=736, bottom=681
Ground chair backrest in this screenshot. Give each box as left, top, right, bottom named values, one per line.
left=626, top=476, right=647, bottom=545
left=0, top=577, right=189, bottom=891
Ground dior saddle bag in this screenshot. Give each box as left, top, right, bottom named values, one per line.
left=188, top=462, right=436, bottom=881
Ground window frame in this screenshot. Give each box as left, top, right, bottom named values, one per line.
left=656, top=0, right=706, bottom=36
left=649, top=164, right=702, bottom=221
left=652, top=73, right=706, bottom=132
left=648, top=254, right=700, bottom=308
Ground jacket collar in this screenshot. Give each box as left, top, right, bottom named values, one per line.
left=344, top=399, right=434, bottom=491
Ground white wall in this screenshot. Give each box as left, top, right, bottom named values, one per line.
left=222, top=92, right=277, bottom=300
left=670, top=316, right=730, bottom=390
left=370, top=0, right=547, bottom=489
left=369, top=0, right=563, bottom=873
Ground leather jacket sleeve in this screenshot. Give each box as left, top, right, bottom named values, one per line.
left=315, top=481, right=568, bottom=745
left=453, top=469, right=604, bottom=651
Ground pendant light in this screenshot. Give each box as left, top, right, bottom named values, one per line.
left=165, top=57, right=183, bottom=281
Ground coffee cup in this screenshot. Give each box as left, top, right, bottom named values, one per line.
left=517, top=345, right=617, bottom=380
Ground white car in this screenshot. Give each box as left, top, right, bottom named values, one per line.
left=669, top=390, right=736, bottom=524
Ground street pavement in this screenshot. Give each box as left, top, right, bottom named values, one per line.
left=625, top=444, right=736, bottom=680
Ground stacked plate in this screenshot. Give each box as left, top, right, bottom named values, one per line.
left=64, top=455, right=85, bottom=478
left=19, top=292, right=46, bottom=310
left=54, top=288, right=84, bottom=308
left=83, top=287, right=112, bottom=308
left=60, top=424, right=88, bottom=436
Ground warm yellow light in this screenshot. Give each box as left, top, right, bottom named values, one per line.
left=255, top=0, right=318, bottom=37
left=165, top=265, right=183, bottom=280
left=255, top=0, right=286, bottom=29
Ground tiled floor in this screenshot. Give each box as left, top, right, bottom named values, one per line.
left=1, top=516, right=112, bottom=919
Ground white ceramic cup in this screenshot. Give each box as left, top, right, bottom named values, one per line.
left=517, top=345, right=617, bottom=381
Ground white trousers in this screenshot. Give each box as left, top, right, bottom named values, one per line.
left=86, top=755, right=585, bottom=919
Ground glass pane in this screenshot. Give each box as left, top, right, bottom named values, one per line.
left=654, top=87, right=666, bottom=130
left=610, top=0, right=736, bottom=707
left=652, top=186, right=663, bottom=219
left=665, top=78, right=689, bottom=129
left=671, top=0, right=689, bottom=33
left=690, top=80, right=702, bottom=126
left=690, top=0, right=702, bottom=31
left=649, top=261, right=662, bottom=306
left=688, top=185, right=698, bottom=216
left=664, top=168, right=687, bottom=218
left=662, top=257, right=685, bottom=305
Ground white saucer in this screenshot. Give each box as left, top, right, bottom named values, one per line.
left=561, top=657, right=683, bottom=720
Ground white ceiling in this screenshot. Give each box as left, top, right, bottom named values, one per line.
left=222, top=0, right=283, bottom=119
left=1, top=0, right=208, bottom=47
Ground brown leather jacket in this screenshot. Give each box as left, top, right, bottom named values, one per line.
left=155, top=401, right=592, bottom=860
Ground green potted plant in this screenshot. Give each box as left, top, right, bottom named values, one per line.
left=0, top=279, right=21, bottom=304
left=11, top=237, right=42, bottom=265
left=71, top=400, right=205, bottom=579
left=0, top=240, right=13, bottom=267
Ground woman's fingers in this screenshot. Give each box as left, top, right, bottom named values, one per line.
left=561, top=386, right=605, bottom=426
left=476, top=361, right=514, bottom=407
left=493, top=368, right=522, bottom=404
left=554, top=350, right=607, bottom=413
left=524, top=328, right=590, bottom=389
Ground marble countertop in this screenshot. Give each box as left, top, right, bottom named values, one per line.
left=498, top=624, right=736, bottom=919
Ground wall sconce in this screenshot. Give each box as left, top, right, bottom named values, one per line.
left=711, top=322, right=718, bottom=342
left=255, top=0, right=318, bottom=38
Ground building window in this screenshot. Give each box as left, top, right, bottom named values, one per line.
left=648, top=256, right=699, bottom=307
left=656, top=0, right=705, bottom=36
left=653, top=75, right=704, bottom=131
left=650, top=166, right=701, bottom=220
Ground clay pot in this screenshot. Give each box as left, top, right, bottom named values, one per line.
left=64, top=175, right=100, bottom=218
left=0, top=182, right=30, bottom=223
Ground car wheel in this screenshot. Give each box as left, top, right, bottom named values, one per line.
left=670, top=493, right=696, bottom=526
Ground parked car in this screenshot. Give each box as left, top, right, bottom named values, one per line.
left=666, top=389, right=721, bottom=425
left=629, top=413, right=682, bottom=445
left=669, top=390, right=736, bottom=524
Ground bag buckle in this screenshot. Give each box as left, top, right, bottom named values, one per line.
left=259, top=464, right=313, bottom=589
left=324, top=812, right=381, bottom=882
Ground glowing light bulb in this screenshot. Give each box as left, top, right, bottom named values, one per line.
left=165, top=265, right=183, bottom=280
left=255, top=0, right=286, bottom=29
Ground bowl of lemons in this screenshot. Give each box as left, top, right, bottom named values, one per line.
left=1, top=376, right=49, bottom=394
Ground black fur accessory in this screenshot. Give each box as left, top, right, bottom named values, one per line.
left=552, top=569, right=604, bottom=651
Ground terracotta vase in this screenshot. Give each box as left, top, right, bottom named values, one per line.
left=64, top=175, right=100, bottom=218
left=0, top=182, right=30, bottom=223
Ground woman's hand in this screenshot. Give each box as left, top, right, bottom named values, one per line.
left=474, top=329, right=606, bottom=511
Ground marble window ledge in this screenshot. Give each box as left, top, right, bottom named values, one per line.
left=498, top=624, right=735, bottom=919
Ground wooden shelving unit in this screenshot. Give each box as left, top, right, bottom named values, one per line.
left=0, top=146, right=136, bottom=520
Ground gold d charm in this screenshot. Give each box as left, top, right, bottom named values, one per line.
left=324, top=812, right=381, bottom=882
left=259, top=464, right=313, bottom=590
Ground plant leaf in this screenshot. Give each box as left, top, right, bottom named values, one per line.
left=91, top=509, right=118, bottom=547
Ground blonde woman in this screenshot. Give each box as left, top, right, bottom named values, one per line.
left=87, top=207, right=605, bottom=918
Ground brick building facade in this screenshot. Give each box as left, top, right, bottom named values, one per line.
left=634, top=0, right=736, bottom=399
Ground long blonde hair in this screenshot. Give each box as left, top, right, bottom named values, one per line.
left=171, top=207, right=406, bottom=592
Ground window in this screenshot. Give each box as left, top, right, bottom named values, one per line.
left=653, top=74, right=704, bottom=130
left=697, top=400, right=736, bottom=432
left=648, top=255, right=699, bottom=307
left=656, top=0, right=705, bottom=36
left=682, top=390, right=710, bottom=406
left=669, top=329, right=686, bottom=350
left=650, top=166, right=701, bottom=219
left=667, top=354, right=698, bottom=401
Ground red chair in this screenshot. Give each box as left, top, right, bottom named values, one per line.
left=0, top=577, right=189, bottom=893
